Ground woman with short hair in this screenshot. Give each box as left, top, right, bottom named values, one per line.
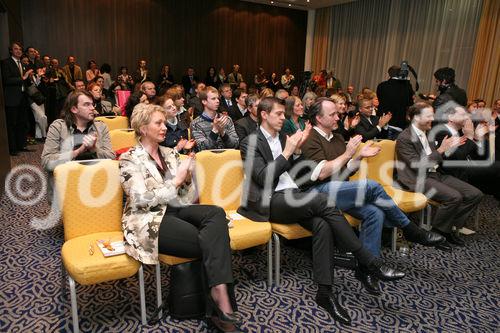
left=120, top=103, right=239, bottom=332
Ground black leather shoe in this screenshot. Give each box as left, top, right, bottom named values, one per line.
left=404, top=229, right=445, bottom=246
left=315, top=294, right=352, bottom=325
left=434, top=241, right=453, bottom=252
left=354, top=269, right=381, bottom=295
left=432, top=228, right=465, bottom=247
left=365, top=264, right=405, bottom=281
left=446, top=233, right=465, bottom=247
left=20, top=148, right=34, bottom=152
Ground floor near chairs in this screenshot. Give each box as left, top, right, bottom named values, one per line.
left=1, top=144, right=499, bottom=333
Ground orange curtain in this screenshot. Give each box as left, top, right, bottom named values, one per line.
left=311, top=8, right=332, bottom=74
left=467, top=0, right=500, bottom=105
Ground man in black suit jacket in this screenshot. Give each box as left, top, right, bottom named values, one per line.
left=218, top=83, right=238, bottom=115
left=376, top=65, right=414, bottom=138
left=354, top=97, right=391, bottom=142
left=238, top=97, right=404, bottom=326
left=234, top=94, right=259, bottom=144
left=181, top=67, right=199, bottom=97
left=395, top=102, right=483, bottom=247
left=433, top=67, right=467, bottom=115
left=228, top=88, right=248, bottom=122
left=1, top=41, right=34, bottom=155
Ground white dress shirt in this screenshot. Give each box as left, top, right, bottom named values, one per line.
left=260, top=126, right=298, bottom=191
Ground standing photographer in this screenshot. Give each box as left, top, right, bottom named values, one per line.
left=376, top=65, right=414, bottom=139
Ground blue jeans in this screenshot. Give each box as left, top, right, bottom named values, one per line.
left=308, top=179, right=410, bottom=257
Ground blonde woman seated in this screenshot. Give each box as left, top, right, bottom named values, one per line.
left=120, top=103, right=239, bottom=332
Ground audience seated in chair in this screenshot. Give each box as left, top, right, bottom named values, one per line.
left=238, top=97, right=405, bottom=326
left=191, top=86, right=239, bottom=152
left=354, top=97, right=391, bottom=142
left=300, top=97, right=444, bottom=295
left=120, top=103, right=240, bottom=332
left=234, top=94, right=260, bottom=144
left=395, top=102, right=483, bottom=248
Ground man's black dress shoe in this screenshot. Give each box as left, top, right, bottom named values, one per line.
left=403, top=229, right=445, bottom=246
left=365, top=263, right=405, bottom=281
left=432, top=228, right=465, bottom=247
left=434, top=241, right=453, bottom=252
left=20, top=148, right=34, bottom=152
left=354, top=269, right=381, bottom=295
left=9, top=151, right=18, bottom=156
left=446, top=233, right=465, bottom=247
left=315, top=294, right=352, bottom=325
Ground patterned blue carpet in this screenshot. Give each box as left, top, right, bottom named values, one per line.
left=1, top=144, right=499, bottom=332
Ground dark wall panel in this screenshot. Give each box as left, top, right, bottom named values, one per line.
left=21, top=0, right=306, bottom=85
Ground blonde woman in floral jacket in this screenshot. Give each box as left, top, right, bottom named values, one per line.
left=120, top=103, right=240, bottom=332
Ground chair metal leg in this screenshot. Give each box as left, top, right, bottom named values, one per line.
left=138, top=265, right=147, bottom=325
left=272, top=233, right=281, bottom=286
left=425, top=204, right=432, bottom=230
left=156, top=263, right=163, bottom=319
left=391, top=227, right=397, bottom=252
left=267, top=239, right=273, bottom=286
left=68, top=276, right=79, bottom=333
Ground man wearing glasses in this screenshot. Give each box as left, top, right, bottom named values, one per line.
left=42, top=90, right=115, bottom=187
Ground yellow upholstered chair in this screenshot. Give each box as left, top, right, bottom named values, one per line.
left=195, top=149, right=273, bottom=284
left=54, top=160, right=146, bottom=332
left=350, top=140, right=428, bottom=250
left=95, top=116, right=129, bottom=131
left=109, top=129, right=137, bottom=152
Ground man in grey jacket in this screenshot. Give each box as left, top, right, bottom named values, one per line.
left=41, top=90, right=115, bottom=201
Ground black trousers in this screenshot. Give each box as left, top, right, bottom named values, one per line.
left=5, top=96, right=28, bottom=153
left=425, top=173, right=483, bottom=233
left=269, top=190, right=364, bottom=286
left=158, top=204, right=234, bottom=287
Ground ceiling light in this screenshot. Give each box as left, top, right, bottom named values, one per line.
left=288, top=3, right=291, bottom=6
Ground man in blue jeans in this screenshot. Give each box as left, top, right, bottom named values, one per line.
left=300, top=98, right=444, bottom=295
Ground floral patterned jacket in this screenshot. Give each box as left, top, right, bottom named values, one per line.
left=119, top=144, right=196, bottom=264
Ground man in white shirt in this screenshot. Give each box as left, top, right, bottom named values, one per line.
left=238, top=97, right=405, bottom=326
left=396, top=102, right=483, bottom=247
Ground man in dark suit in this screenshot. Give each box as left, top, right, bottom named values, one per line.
left=238, top=97, right=404, bottom=326
left=181, top=67, right=199, bottom=97
left=395, top=102, right=483, bottom=247
left=1, top=41, right=34, bottom=155
left=433, top=67, right=468, bottom=117
left=376, top=65, right=414, bottom=138
left=188, top=82, right=206, bottom=119
left=354, top=97, right=391, bottom=142
left=218, top=83, right=238, bottom=115
left=234, top=94, right=259, bottom=144
left=228, top=88, right=248, bottom=122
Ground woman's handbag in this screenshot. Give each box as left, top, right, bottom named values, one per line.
left=167, top=260, right=206, bottom=319
left=27, top=84, right=46, bottom=105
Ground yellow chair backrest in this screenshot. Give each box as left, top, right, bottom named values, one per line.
left=54, top=160, right=123, bottom=241
left=95, top=116, right=129, bottom=131
left=350, top=140, right=396, bottom=186
left=109, top=129, right=137, bottom=151
left=195, top=149, right=243, bottom=211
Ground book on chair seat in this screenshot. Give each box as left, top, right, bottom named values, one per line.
left=96, top=240, right=126, bottom=257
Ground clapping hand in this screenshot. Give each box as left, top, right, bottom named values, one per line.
left=82, top=133, right=97, bottom=150
left=359, top=141, right=381, bottom=158
left=378, top=112, right=392, bottom=127
left=345, top=135, right=363, bottom=158
left=174, top=153, right=195, bottom=187
left=213, top=114, right=229, bottom=136
left=438, top=135, right=466, bottom=154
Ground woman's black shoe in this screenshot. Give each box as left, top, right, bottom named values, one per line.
left=315, top=293, right=352, bottom=325
left=207, top=295, right=241, bottom=332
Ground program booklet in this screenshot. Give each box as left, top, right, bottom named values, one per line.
left=96, top=240, right=126, bottom=257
